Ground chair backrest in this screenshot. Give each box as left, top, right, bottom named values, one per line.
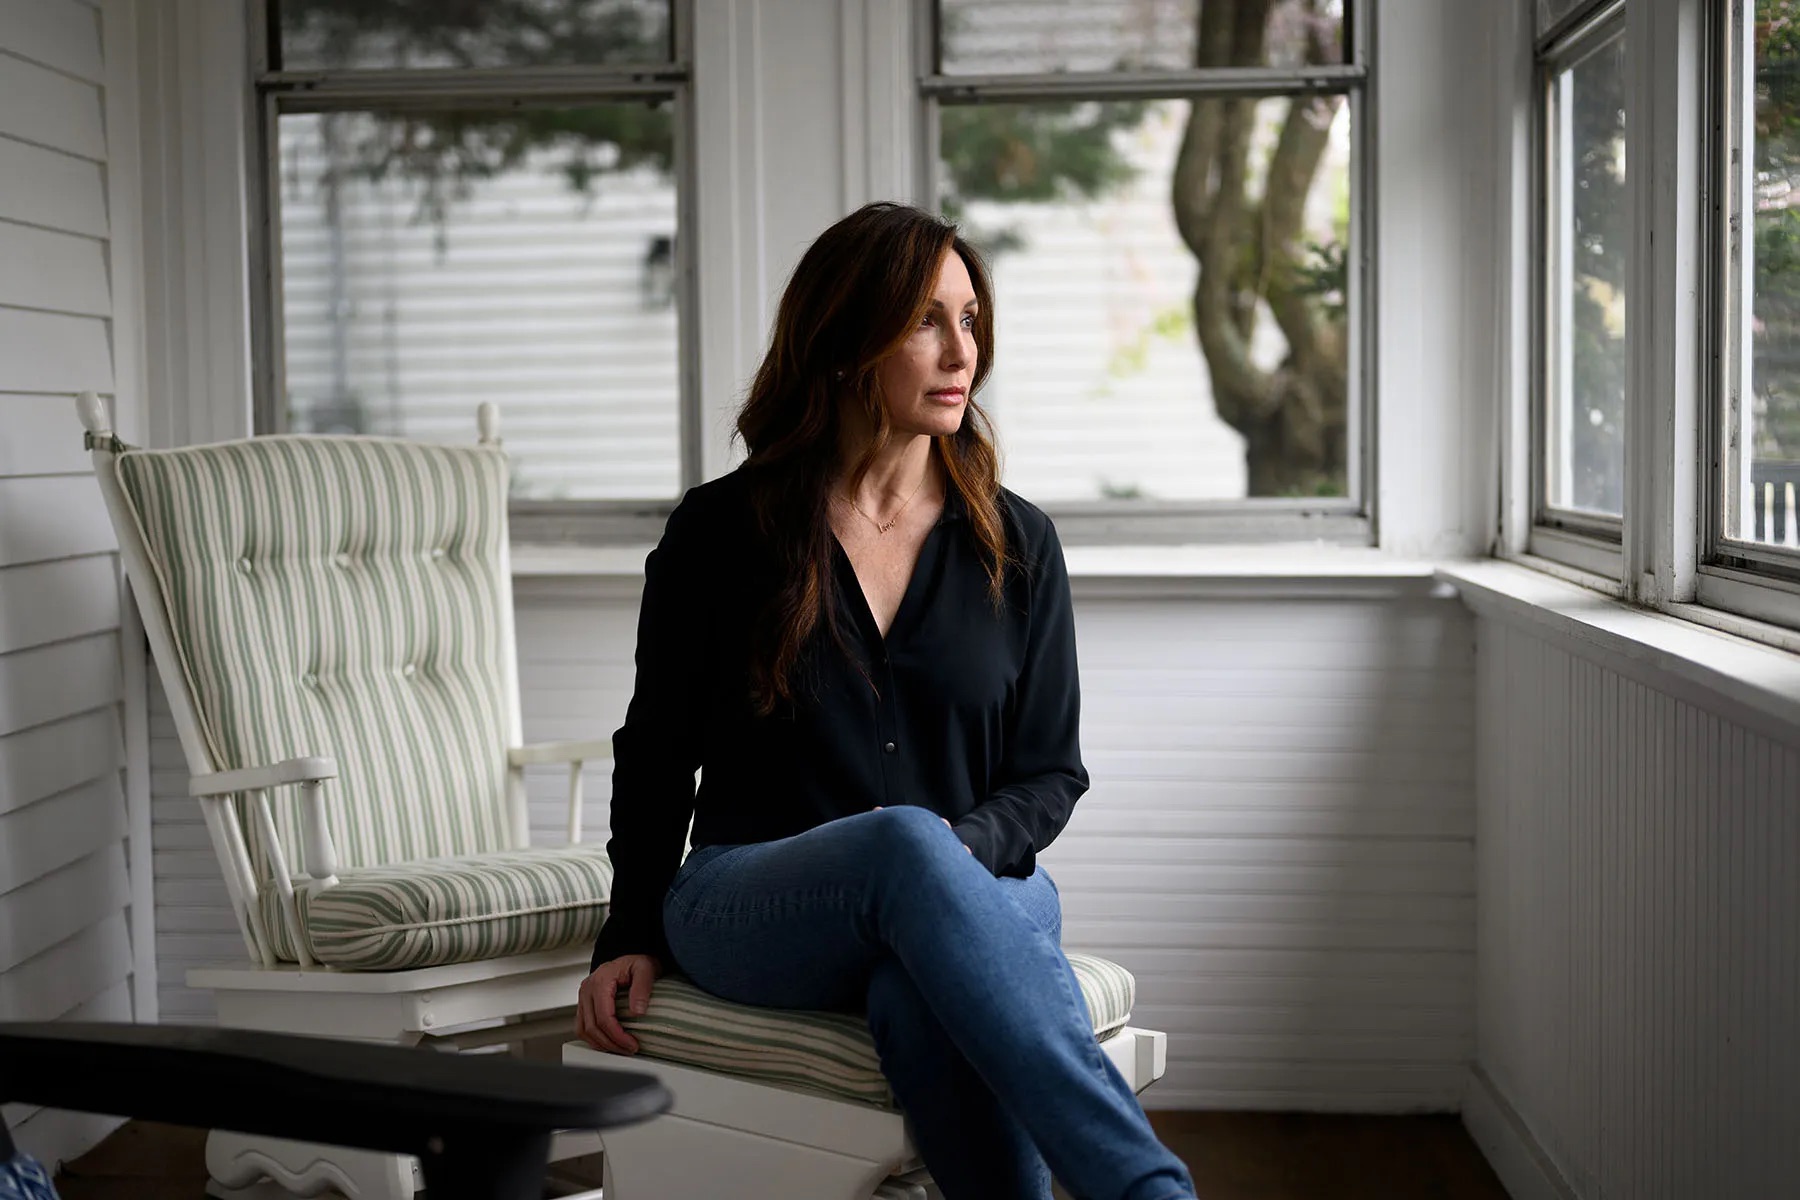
left=111, top=435, right=520, bottom=880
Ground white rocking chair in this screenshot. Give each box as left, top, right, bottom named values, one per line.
left=80, top=395, right=614, bottom=1199
left=80, top=393, right=1169, bottom=1200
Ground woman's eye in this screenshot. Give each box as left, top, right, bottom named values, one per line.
left=961, top=314, right=976, bottom=329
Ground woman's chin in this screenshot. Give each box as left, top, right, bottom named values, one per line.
left=903, top=407, right=965, bottom=439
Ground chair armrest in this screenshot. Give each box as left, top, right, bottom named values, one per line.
left=190, top=756, right=338, bottom=796
left=508, top=739, right=612, bottom=767
left=0, top=1022, right=669, bottom=1199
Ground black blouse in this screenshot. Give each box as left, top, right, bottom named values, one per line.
left=589, top=466, right=1089, bottom=970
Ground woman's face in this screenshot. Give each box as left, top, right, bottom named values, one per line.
left=873, top=249, right=979, bottom=440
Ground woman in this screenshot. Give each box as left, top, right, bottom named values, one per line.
left=577, top=202, right=1196, bottom=1200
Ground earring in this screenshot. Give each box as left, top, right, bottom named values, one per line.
left=833, top=369, right=846, bottom=381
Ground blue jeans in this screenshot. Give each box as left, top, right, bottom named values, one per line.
left=660, top=805, right=1196, bottom=1200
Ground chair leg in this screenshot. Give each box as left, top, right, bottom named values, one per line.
left=599, top=1113, right=900, bottom=1200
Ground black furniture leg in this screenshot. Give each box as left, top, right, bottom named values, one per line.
left=417, top=1130, right=555, bottom=1200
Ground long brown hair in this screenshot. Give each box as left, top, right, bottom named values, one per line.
left=735, top=202, right=1008, bottom=715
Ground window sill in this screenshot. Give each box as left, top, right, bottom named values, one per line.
left=1436, top=559, right=1800, bottom=736
left=509, top=541, right=1447, bottom=601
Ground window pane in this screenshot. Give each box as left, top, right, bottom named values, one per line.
left=1543, top=35, right=1627, bottom=518
left=277, top=107, right=680, bottom=500
left=937, top=0, right=1345, bottom=76
left=275, top=0, right=671, bottom=71
left=939, top=95, right=1353, bottom=501
left=1726, top=2, right=1800, bottom=549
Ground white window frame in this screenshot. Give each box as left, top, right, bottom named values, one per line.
left=1503, top=0, right=1800, bottom=639
left=914, top=0, right=1377, bottom=546
left=245, top=0, right=699, bottom=544
left=1527, top=0, right=1628, bottom=579
left=1695, top=0, right=1800, bottom=629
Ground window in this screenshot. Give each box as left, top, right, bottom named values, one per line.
left=1704, top=0, right=1800, bottom=623
left=1532, top=0, right=1627, bottom=573
left=923, top=0, right=1368, bottom=539
left=252, top=0, right=692, bottom=515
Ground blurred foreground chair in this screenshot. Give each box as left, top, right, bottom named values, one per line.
left=79, top=396, right=616, bottom=1198
left=0, top=1022, right=667, bottom=1200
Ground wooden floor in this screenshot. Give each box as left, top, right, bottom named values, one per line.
left=49, top=1113, right=1510, bottom=1199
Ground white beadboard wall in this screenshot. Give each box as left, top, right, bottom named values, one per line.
left=0, top=0, right=150, bottom=1170
left=151, top=580, right=1479, bottom=1114
left=1467, top=615, right=1800, bottom=1198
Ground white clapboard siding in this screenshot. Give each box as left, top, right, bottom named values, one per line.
left=0, top=0, right=102, bottom=82
left=0, top=50, right=105, bottom=159
left=1470, top=618, right=1800, bottom=1198
left=0, top=222, right=110, bottom=315
left=0, top=0, right=144, bottom=1172
left=0, top=774, right=127, bottom=896
left=0, top=632, right=119, bottom=737
left=0, top=555, right=119, bottom=655
left=0, top=706, right=120, bottom=817
left=0, top=138, right=107, bottom=236
left=0, top=394, right=97, bottom=476
left=0, top=308, right=113, bottom=393
left=0, top=475, right=116, bottom=567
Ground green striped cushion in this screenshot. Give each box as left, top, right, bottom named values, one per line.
left=615, top=952, right=1136, bottom=1109
left=261, top=844, right=613, bottom=970
left=114, top=437, right=516, bottom=882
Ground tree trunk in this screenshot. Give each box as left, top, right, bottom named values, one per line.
left=1171, top=0, right=1348, bottom=497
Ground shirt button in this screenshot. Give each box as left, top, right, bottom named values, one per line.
left=402, top=663, right=417, bottom=677
left=335, top=553, right=352, bottom=567
left=883, top=741, right=896, bottom=754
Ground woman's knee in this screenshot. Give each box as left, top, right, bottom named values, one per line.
left=862, top=805, right=969, bottom=881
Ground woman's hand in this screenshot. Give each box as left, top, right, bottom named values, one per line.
left=577, top=953, right=662, bottom=1054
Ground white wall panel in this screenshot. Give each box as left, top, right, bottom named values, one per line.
left=0, top=307, right=113, bottom=392
left=0, top=775, right=128, bottom=896
left=0, top=53, right=104, bottom=158
left=0, top=0, right=143, bottom=1170
left=0, top=394, right=94, bottom=476
left=0, top=0, right=101, bottom=82
left=0, top=706, right=119, bottom=815
left=0, top=843, right=131, bottom=973
left=1469, top=616, right=1800, bottom=1198
left=0, top=475, right=116, bottom=567
left=0, top=554, right=118, bottom=654
left=0, top=221, right=111, bottom=314
left=152, top=583, right=1479, bottom=1116
left=0, top=137, right=107, bottom=237
left=0, top=632, right=119, bottom=736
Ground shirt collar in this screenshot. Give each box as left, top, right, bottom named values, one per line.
left=939, top=480, right=971, bottom=524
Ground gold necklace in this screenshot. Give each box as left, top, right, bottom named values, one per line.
left=844, top=470, right=928, bottom=535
